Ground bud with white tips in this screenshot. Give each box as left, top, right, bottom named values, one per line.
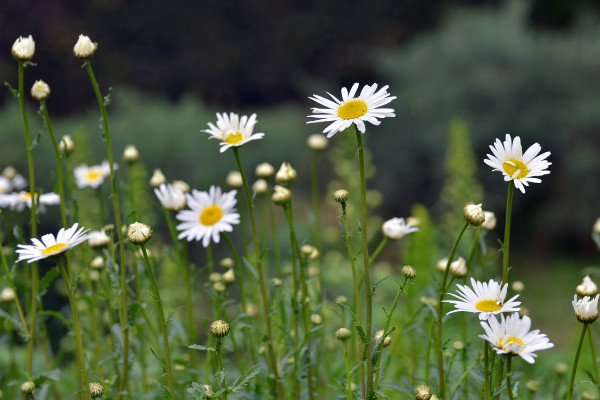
left=577, top=276, right=598, bottom=296
left=0, top=287, right=16, bottom=302
left=275, top=162, right=297, bottom=187
left=375, top=330, right=392, bottom=347
left=89, top=382, right=104, bottom=398
left=252, top=179, right=268, bottom=194
left=222, top=269, right=235, bottom=286
left=255, top=162, right=275, bottom=178
left=73, top=34, right=98, bottom=58
left=31, top=80, right=50, bottom=101
left=402, top=265, right=416, bottom=280
left=12, top=35, right=35, bottom=60
left=414, top=385, right=432, bottom=400
left=573, top=294, right=599, bottom=324
left=449, top=257, right=467, bottom=278
left=333, top=189, right=349, bottom=204
left=464, top=202, right=485, bottom=226
left=127, top=222, right=152, bottom=245
left=20, top=381, right=35, bottom=394
left=307, top=134, right=328, bottom=151
left=272, top=185, right=291, bottom=205
left=123, top=145, right=139, bottom=163
left=335, top=327, right=352, bottom=342
left=226, top=171, right=243, bottom=188
left=149, top=169, right=167, bottom=188
left=59, top=135, right=75, bottom=154
left=210, top=320, right=230, bottom=337
left=481, top=211, right=497, bottom=230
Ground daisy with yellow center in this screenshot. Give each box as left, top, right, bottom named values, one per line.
left=444, top=277, right=521, bottom=320
left=203, top=112, right=265, bottom=153
left=484, top=134, right=551, bottom=194
left=16, top=223, right=90, bottom=263
left=479, top=313, right=554, bottom=364
left=176, top=186, right=240, bottom=247
left=307, top=82, right=396, bottom=138
left=0, top=191, right=60, bottom=212
left=74, top=161, right=115, bottom=189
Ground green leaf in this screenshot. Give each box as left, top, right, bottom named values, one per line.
left=229, top=364, right=261, bottom=394
left=38, top=267, right=59, bottom=296
left=155, top=381, right=173, bottom=399
left=4, top=82, right=18, bottom=98
left=242, top=257, right=259, bottom=281
left=189, top=344, right=216, bottom=352
left=40, top=310, right=72, bottom=330
left=0, top=309, right=22, bottom=331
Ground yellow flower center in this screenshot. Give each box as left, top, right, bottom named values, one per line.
left=337, top=99, right=368, bottom=120
left=500, top=336, right=524, bottom=350
left=503, top=159, right=529, bottom=179
left=475, top=299, right=502, bottom=312
left=21, top=192, right=33, bottom=200
left=225, top=131, right=244, bottom=145
left=86, top=171, right=101, bottom=181
left=41, top=243, right=68, bottom=255
left=200, top=205, right=223, bottom=226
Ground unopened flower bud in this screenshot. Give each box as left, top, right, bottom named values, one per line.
left=31, top=80, right=50, bottom=101
left=481, top=211, right=497, bottom=230
left=210, top=320, right=230, bottom=338
left=272, top=278, right=282, bottom=287
left=414, top=385, right=432, bottom=400
left=123, top=145, right=139, bottom=163
left=20, top=381, right=35, bottom=394
left=172, top=180, right=191, bottom=193
left=220, top=258, right=234, bottom=268
left=275, top=163, right=297, bottom=187
left=89, top=270, right=100, bottom=282
left=310, top=314, right=323, bottom=325
left=73, top=34, right=98, bottom=58
left=226, top=171, right=243, bottom=188
left=213, top=282, right=226, bottom=292
left=255, top=162, right=275, bottom=178
left=209, top=273, right=222, bottom=283
left=222, top=269, right=235, bottom=286
left=333, top=189, right=349, bottom=203
left=335, top=327, right=352, bottom=342
left=406, top=216, right=421, bottom=228
left=89, top=229, right=111, bottom=249
left=453, top=341, right=464, bottom=351
left=307, top=134, right=328, bottom=151
left=300, top=244, right=318, bottom=259
left=375, top=330, right=391, bottom=347
left=245, top=302, right=258, bottom=317
left=464, top=202, right=485, bottom=226
left=59, top=135, right=75, bottom=154
left=402, top=265, right=416, bottom=279
left=89, top=382, right=104, bottom=398
left=272, top=185, right=291, bottom=205
left=449, top=257, right=467, bottom=278
left=577, top=276, right=598, bottom=296
left=127, top=222, right=152, bottom=245
left=335, top=295, right=348, bottom=304
left=308, top=266, right=319, bottom=277
left=2, top=166, right=18, bottom=180
left=436, top=258, right=448, bottom=272
left=0, top=287, right=16, bottom=302
left=512, top=281, right=525, bottom=293
left=555, top=362, right=568, bottom=375
left=149, top=169, right=167, bottom=188
left=12, top=35, right=35, bottom=60
left=252, top=179, right=268, bottom=194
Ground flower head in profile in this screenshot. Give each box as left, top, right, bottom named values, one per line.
left=573, top=294, right=599, bottom=324
left=88, top=229, right=111, bottom=249
left=74, top=161, right=115, bottom=189
left=479, top=313, right=554, bottom=363
left=73, top=34, right=98, bottom=58
left=444, top=278, right=521, bottom=320
left=176, top=186, right=240, bottom=247
left=154, top=183, right=186, bottom=211
left=484, top=134, right=551, bottom=194
left=12, top=35, right=35, bottom=60
left=307, top=83, right=396, bottom=138
left=203, top=112, right=265, bottom=153
left=381, top=217, right=419, bottom=240
left=16, top=223, right=90, bottom=263
left=0, top=191, right=60, bottom=212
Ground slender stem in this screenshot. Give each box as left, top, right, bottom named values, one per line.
left=57, top=257, right=91, bottom=400
left=140, top=243, right=176, bottom=399
left=369, top=237, right=389, bottom=266
left=436, top=220, right=469, bottom=400
left=216, top=337, right=228, bottom=400
left=484, top=339, right=491, bottom=399
left=588, top=327, right=600, bottom=399
left=232, top=147, right=284, bottom=400
left=505, top=356, right=516, bottom=400
left=344, top=343, right=353, bottom=400
left=310, top=151, right=322, bottom=249
left=223, top=232, right=247, bottom=312
left=354, top=128, right=374, bottom=398
left=461, top=311, right=468, bottom=400
left=84, top=59, right=129, bottom=395
left=502, top=181, right=514, bottom=285
left=0, top=231, right=29, bottom=336
left=466, top=227, right=482, bottom=273
left=568, top=323, right=589, bottom=400
left=267, top=183, right=282, bottom=278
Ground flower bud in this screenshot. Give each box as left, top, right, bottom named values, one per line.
left=335, top=295, right=348, bottom=304
left=172, top=180, right=191, bottom=193
left=20, top=381, right=35, bottom=394
left=255, top=162, right=275, bottom=178
left=335, top=327, right=352, bottom=342
left=226, top=171, right=243, bottom=188
left=512, top=281, right=525, bottom=293
left=201, top=384, right=216, bottom=399
left=89, top=382, right=104, bottom=398
left=272, top=278, right=282, bottom=287
left=453, top=341, right=464, bottom=351
left=449, top=257, right=467, bottom=278
left=308, top=266, right=319, bottom=277
left=382, top=217, right=419, bottom=240
left=59, top=135, right=75, bottom=154
left=127, top=222, right=152, bottom=245
left=12, top=35, right=35, bottom=60
left=73, top=34, right=98, bottom=58
left=0, top=287, right=16, bottom=302
left=414, top=385, right=432, bottom=400
left=402, top=265, right=416, bottom=280
left=252, top=179, right=268, bottom=194
left=436, top=258, right=448, bottom=272
left=272, top=185, right=291, bottom=205
left=406, top=216, right=421, bottom=228
left=149, top=169, right=167, bottom=188
left=89, top=270, right=100, bottom=282
left=573, top=294, right=600, bottom=324
left=31, top=80, right=50, bottom=101
left=2, top=166, right=18, bottom=180
left=300, top=244, right=319, bottom=259
left=374, top=330, right=391, bottom=347
left=333, top=189, right=349, bottom=203
left=245, top=302, right=258, bottom=317
left=210, top=320, right=230, bottom=337
left=310, top=314, right=323, bottom=325
left=307, top=134, right=328, bottom=151
left=213, top=281, right=226, bottom=292
left=222, top=269, right=235, bottom=286
left=220, top=258, right=234, bottom=268
left=275, top=163, right=297, bottom=187
left=209, top=273, right=222, bottom=283
left=577, top=276, right=598, bottom=296
left=123, top=145, right=139, bottom=163
left=481, top=211, right=497, bottom=230
left=464, top=202, right=485, bottom=226
left=555, top=362, right=568, bottom=375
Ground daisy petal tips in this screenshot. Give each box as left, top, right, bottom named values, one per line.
left=307, top=83, right=396, bottom=138
left=16, top=223, right=90, bottom=263
left=203, top=112, right=265, bottom=153
left=444, top=277, right=521, bottom=320
left=484, top=134, right=551, bottom=194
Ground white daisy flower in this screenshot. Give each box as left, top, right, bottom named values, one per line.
left=88, top=229, right=111, bottom=249
left=572, top=294, right=599, bottom=324
left=203, top=112, right=265, bottom=153
left=16, top=223, right=90, bottom=263
left=444, top=277, right=521, bottom=320
left=74, top=161, right=116, bottom=189
left=484, top=134, right=551, bottom=194
left=381, top=217, right=419, bottom=240
left=0, top=191, right=60, bottom=212
left=307, top=83, right=396, bottom=137
left=176, top=186, right=240, bottom=247
left=479, top=313, right=554, bottom=364
left=154, top=183, right=186, bottom=211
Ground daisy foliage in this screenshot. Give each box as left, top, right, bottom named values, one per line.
left=479, top=313, right=554, bottom=364
left=444, top=277, right=521, bottom=320
left=16, top=223, right=90, bottom=263
left=307, top=83, right=396, bottom=137
left=203, top=112, right=265, bottom=153
left=176, top=186, right=240, bottom=247
left=484, top=134, right=551, bottom=194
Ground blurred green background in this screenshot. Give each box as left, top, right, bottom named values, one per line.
left=1, top=0, right=600, bottom=354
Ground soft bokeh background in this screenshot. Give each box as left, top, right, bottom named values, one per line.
left=2, top=0, right=600, bottom=356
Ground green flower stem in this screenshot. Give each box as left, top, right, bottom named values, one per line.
left=505, top=356, right=516, bottom=400
left=369, top=237, right=389, bottom=266
left=207, top=243, right=214, bottom=274
left=588, top=327, right=600, bottom=398
left=354, top=127, right=375, bottom=398
left=232, top=147, right=283, bottom=400
left=373, top=276, right=410, bottom=389
left=344, top=342, right=353, bottom=400
left=140, top=243, right=176, bottom=399
left=466, top=227, right=482, bottom=273
left=449, top=356, right=482, bottom=399
left=216, top=337, right=228, bottom=400
left=18, top=60, right=39, bottom=377
left=483, top=341, right=492, bottom=400
left=83, top=59, right=130, bottom=396
left=0, top=231, right=29, bottom=337
left=461, top=310, right=468, bottom=400
left=568, top=323, right=589, bottom=400
left=502, top=181, right=514, bottom=285
left=285, top=202, right=301, bottom=400
left=266, top=183, right=282, bottom=278
left=436, top=220, right=469, bottom=400
left=222, top=232, right=247, bottom=311
left=95, top=187, right=106, bottom=226
left=425, top=315, right=435, bottom=381
left=57, top=257, right=91, bottom=400
left=310, top=151, right=322, bottom=249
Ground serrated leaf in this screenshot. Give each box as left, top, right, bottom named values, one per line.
left=40, top=310, right=72, bottom=330
left=38, top=267, right=59, bottom=296
left=242, top=257, right=259, bottom=281
left=155, top=381, right=173, bottom=399
left=0, top=309, right=21, bottom=331
left=355, top=325, right=368, bottom=345
left=189, top=344, right=216, bottom=352
left=229, top=364, right=261, bottom=394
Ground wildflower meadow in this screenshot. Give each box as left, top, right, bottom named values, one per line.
left=1, top=26, right=600, bottom=400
